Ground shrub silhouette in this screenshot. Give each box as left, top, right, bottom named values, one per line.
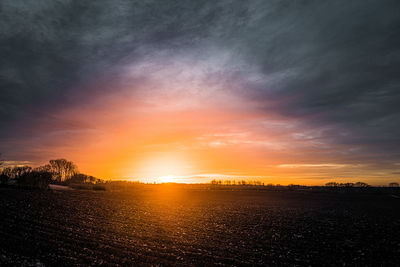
left=67, top=173, right=100, bottom=184
left=17, top=171, right=52, bottom=189
left=0, top=173, right=9, bottom=185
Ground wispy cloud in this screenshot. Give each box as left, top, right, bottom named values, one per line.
left=0, top=1, right=399, bottom=184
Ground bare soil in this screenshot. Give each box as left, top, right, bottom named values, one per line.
left=0, top=187, right=399, bottom=266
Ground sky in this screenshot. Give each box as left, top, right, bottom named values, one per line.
left=1, top=0, right=400, bottom=185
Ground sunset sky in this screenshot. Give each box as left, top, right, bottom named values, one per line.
left=1, top=1, right=400, bottom=185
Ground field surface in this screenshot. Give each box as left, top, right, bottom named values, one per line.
left=0, top=187, right=399, bottom=266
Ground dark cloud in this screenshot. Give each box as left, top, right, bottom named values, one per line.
left=1, top=0, right=400, bottom=169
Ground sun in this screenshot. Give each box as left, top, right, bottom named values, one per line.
left=133, top=154, right=191, bottom=183
left=158, top=175, right=176, bottom=183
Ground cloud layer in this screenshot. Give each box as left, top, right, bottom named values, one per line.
left=1, top=0, right=400, bottom=183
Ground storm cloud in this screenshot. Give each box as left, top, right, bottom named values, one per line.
left=1, top=0, right=400, bottom=182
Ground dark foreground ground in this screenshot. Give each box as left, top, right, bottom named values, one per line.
left=0, top=187, right=399, bottom=266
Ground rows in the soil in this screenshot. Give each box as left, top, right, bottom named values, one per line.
left=0, top=189, right=399, bottom=266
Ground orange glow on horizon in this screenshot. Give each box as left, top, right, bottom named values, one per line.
left=26, top=66, right=400, bottom=187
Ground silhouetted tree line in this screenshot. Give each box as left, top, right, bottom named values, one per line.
left=0, top=157, right=103, bottom=189
left=210, top=179, right=265, bottom=186
left=209, top=179, right=399, bottom=189
left=325, top=181, right=370, bottom=187
left=0, top=165, right=51, bottom=189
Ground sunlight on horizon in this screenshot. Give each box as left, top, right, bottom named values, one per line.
left=130, top=154, right=195, bottom=183
left=157, top=175, right=177, bottom=183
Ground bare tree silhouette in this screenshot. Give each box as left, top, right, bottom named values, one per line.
left=48, top=159, right=78, bottom=182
